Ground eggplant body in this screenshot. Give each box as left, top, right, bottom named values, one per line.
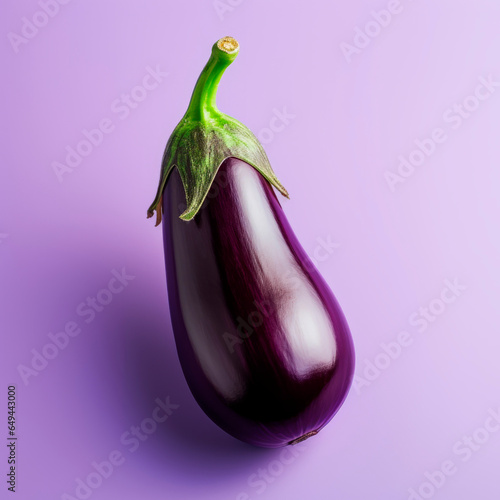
left=162, top=158, right=354, bottom=447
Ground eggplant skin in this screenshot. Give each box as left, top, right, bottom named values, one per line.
left=162, top=158, right=355, bottom=448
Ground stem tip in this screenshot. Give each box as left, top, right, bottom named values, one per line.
left=217, top=36, right=239, bottom=54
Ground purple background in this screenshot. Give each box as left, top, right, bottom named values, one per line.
left=2, top=1, right=500, bottom=499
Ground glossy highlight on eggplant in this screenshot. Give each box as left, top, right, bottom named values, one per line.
left=148, top=37, right=355, bottom=447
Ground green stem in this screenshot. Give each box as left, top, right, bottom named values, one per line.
left=184, top=37, right=239, bottom=122
left=148, top=36, right=288, bottom=225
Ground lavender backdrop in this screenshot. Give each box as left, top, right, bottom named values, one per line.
left=2, top=1, right=500, bottom=499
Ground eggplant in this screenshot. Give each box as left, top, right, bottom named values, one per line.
left=147, top=37, right=355, bottom=448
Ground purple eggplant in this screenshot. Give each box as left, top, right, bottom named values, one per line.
left=147, top=37, right=355, bottom=448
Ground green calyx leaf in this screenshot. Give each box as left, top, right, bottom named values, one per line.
left=147, top=36, right=289, bottom=225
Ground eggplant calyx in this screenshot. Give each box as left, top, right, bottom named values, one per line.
left=147, top=36, right=289, bottom=225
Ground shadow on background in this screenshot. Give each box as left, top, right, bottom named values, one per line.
left=114, top=308, right=276, bottom=483
left=39, top=252, right=292, bottom=492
